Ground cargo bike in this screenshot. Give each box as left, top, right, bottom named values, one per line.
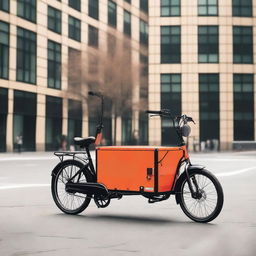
left=51, top=92, right=224, bottom=223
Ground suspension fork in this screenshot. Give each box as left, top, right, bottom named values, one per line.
left=184, top=162, right=200, bottom=199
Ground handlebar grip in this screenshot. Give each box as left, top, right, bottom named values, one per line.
left=146, top=110, right=162, bottom=115
left=88, top=91, right=102, bottom=97
left=187, top=116, right=195, bottom=124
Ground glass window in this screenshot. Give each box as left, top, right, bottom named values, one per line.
left=0, top=0, right=9, bottom=12
left=88, top=0, right=99, bottom=20
left=13, top=90, right=37, bottom=151
left=17, top=0, right=36, bottom=23
left=140, top=19, right=148, bottom=45
left=108, top=0, right=117, bottom=28
left=48, top=40, right=61, bottom=89
left=0, top=21, right=9, bottom=79
left=198, top=26, right=219, bottom=63
left=233, top=74, right=254, bottom=140
left=16, top=27, right=36, bottom=84
left=68, top=0, right=80, bottom=11
left=88, top=25, right=99, bottom=48
left=140, top=0, right=148, bottom=13
left=48, top=6, right=61, bottom=34
left=68, top=99, right=82, bottom=146
left=161, top=74, right=181, bottom=145
left=45, top=96, right=62, bottom=151
left=68, top=16, right=81, bottom=42
left=233, top=26, right=253, bottom=64
left=139, top=55, right=148, bottom=145
left=0, top=88, right=8, bottom=152
left=198, top=0, right=218, bottom=16
left=124, top=10, right=131, bottom=37
left=199, top=74, right=219, bottom=142
left=161, top=0, right=180, bottom=16
left=68, top=47, right=81, bottom=91
left=0, top=87, right=8, bottom=114
left=233, top=0, right=252, bottom=17
left=122, top=110, right=132, bottom=145
left=161, top=26, right=181, bottom=63
left=107, top=33, right=116, bottom=56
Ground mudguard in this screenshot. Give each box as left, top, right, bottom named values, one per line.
left=174, top=164, right=205, bottom=204
left=51, top=159, right=96, bottom=182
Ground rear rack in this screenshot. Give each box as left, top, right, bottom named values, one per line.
left=54, top=151, right=88, bottom=163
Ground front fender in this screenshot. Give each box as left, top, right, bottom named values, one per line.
left=174, top=164, right=205, bottom=204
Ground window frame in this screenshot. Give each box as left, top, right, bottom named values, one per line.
left=161, top=0, right=180, bottom=17
left=17, top=0, right=37, bottom=23
left=88, top=25, right=99, bottom=48
left=0, top=21, right=9, bottom=80
left=233, top=26, right=253, bottom=64
left=198, top=0, right=218, bottom=16
left=68, top=0, right=81, bottom=11
left=68, top=15, right=81, bottom=42
left=233, top=74, right=254, bottom=140
left=0, top=0, right=9, bottom=12
left=123, top=10, right=131, bottom=37
left=48, top=6, right=62, bottom=34
left=161, top=26, right=181, bottom=64
left=16, top=27, right=37, bottom=84
left=232, top=0, right=252, bottom=17
left=47, top=40, right=62, bottom=90
left=108, top=0, right=117, bottom=28
left=88, top=0, right=99, bottom=20
left=198, top=25, right=219, bottom=63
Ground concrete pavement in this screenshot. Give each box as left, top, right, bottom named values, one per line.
left=0, top=151, right=256, bottom=256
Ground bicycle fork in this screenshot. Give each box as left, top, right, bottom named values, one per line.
left=184, top=162, right=201, bottom=199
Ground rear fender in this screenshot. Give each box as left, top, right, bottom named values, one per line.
left=51, top=160, right=96, bottom=182
left=174, top=164, right=205, bottom=204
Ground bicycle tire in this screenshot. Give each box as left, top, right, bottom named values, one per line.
left=51, top=159, right=93, bottom=215
left=177, top=169, right=224, bottom=223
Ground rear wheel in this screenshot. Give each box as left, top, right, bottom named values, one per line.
left=51, top=160, right=93, bottom=215
left=178, top=169, right=224, bottom=223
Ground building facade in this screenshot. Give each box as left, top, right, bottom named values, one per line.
left=0, top=0, right=148, bottom=152
left=1, top=0, right=256, bottom=152
left=148, top=0, right=256, bottom=150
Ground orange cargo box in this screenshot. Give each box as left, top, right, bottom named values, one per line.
left=96, top=146, right=184, bottom=193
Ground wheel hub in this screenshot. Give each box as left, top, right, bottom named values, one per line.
left=198, top=189, right=207, bottom=202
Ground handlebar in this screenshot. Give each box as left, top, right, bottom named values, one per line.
left=88, top=91, right=103, bottom=98
left=146, top=110, right=195, bottom=124
left=146, top=110, right=164, bottom=115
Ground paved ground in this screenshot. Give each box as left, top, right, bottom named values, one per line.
left=0, top=151, right=256, bottom=256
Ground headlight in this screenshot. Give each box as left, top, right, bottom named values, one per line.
left=181, top=124, right=191, bottom=137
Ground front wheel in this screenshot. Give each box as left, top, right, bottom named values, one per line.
left=177, top=169, right=224, bottom=223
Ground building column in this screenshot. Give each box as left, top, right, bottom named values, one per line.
left=219, top=73, right=233, bottom=151
left=62, top=98, right=68, bottom=136
left=6, top=89, right=13, bottom=152
left=132, top=49, right=140, bottom=138
left=36, top=94, right=45, bottom=151
left=116, top=116, right=122, bottom=145
left=82, top=100, right=88, bottom=137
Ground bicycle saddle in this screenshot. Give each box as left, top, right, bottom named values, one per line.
left=74, top=136, right=95, bottom=148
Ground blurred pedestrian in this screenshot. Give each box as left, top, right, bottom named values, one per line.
left=60, top=135, right=68, bottom=151
left=16, top=134, right=23, bottom=153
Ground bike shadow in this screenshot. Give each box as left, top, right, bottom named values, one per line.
left=54, top=213, right=216, bottom=227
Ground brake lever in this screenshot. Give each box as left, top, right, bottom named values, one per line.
left=149, top=114, right=160, bottom=117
